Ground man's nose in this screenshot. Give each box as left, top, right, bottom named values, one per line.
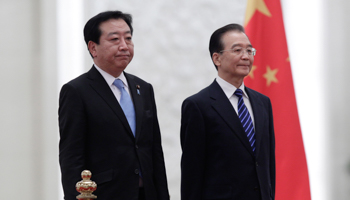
left=119, top=39, right=128, bottom=50
left=241, top=51, right=249, bottom=59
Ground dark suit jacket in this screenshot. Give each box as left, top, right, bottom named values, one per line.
left=180, top=80, right=275, bottom=200
left=59, top=66, right=169, bottom=200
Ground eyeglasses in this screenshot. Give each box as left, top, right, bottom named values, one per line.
left=220, top=47, right=256, bottom=56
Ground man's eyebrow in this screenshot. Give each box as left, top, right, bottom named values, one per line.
left=230, top=44, right=253, bottom=48
left=107, top=30, right=131, bottom=37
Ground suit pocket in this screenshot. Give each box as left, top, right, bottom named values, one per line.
left=203, top=185, right=232, bottom=200
left=92, top=169, right=113, bottom=185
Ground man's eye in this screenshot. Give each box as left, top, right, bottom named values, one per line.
left=234, top=48, right=242, bottom=52
left=111, top=38, right=119, bottom=41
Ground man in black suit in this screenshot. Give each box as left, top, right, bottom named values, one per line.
left=59, top=11, right=169, bottom=200
left=180, top=24, right=275, bottom=200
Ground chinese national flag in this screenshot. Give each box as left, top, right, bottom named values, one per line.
left=244, top=0, right=311, bottom=199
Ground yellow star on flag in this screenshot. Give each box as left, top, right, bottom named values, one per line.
left=286, top=57, right=290, bottom=62
left=248, top=65, right=257, bottom=79
left=244, top=0, right=272, bottom=26
left=263, top=66, right=278, bottom=86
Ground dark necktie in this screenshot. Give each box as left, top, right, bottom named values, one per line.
left=113, top=79, right=136, bottom=136
left=234, top=89, right=256, bottom=152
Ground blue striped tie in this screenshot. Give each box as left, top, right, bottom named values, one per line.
left=113, top=79, right=136, bottom=136
left=234, top=89, right=256, bottom=152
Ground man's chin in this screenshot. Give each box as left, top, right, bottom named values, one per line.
left=238, top=69, right=251, bottom=77
left=115, top=60, right=130, bottom=68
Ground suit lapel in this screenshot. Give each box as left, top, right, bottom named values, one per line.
left=125, top=72, right=144, bottom=141
left=245, top=87, right=264, bottom=158
left=87, top=67, right=135, bottom=139
left=209, top=81, right=255, bottom=156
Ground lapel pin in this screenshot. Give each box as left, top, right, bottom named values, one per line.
left=136, top=85, right=140, bottom=95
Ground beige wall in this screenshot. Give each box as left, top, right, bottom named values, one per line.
left=1, top=0, right=350, bottom=199
left=324, top=0, right=350, bottom=198
left=0, top=0, right=58, bottom=199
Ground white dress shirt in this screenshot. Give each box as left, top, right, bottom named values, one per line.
left=94, top=64, right=132, bottom=102
left=215, top=76, right=255, bottom=126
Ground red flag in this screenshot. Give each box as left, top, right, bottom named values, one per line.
left=244, top=0, right=311, bottom=199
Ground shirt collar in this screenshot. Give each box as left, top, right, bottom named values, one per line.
left=94, top=64, right=129, bottom=88
left=216, top=76, right=249, bottom=99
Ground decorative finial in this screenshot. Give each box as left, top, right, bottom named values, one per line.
left=76, top=170, right=97, bottom=200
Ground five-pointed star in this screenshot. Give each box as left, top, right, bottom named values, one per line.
left=263, top=66, right=278, bottom=86
left=248, top=65, right=257, bottom=79
left=245, top=0, right=272, bottom=26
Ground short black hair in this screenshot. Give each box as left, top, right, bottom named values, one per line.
left=209, top=23, right=245, bottom=69
left=83, top=10, right=133, bottom=46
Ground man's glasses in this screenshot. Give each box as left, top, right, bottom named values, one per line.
left=220, top=47, right=256, bottom=56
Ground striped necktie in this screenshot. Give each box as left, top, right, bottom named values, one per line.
left=234, top=89, right=256, bottom=152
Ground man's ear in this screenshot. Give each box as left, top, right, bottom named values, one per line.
left=212, top=52, right=221, bottom=67
left=88, top=41, right=97, bottom=58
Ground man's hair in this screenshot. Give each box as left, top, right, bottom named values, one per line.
left=209, top=23, right=245, bottom=69
left=83, top=10, right=133, bottom=47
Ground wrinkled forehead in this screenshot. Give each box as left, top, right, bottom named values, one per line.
left=99, top=18, right=131, bottom=35
left=221, top=31, right=252, bottom=48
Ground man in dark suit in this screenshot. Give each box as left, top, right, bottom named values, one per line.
left=59, top=11, right=169, bottom=200
left=180, top=24, right=275, bottom=200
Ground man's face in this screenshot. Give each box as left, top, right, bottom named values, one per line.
left=89, top=18, right=134, bottom=77
left=214, top=31, right=254, bottom=82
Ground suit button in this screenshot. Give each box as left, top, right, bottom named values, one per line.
left=135, top=145, right=139, bottom=149
left=256, top=162, right=259, bottom=167
left=134, top=169, right=139, bottom=174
